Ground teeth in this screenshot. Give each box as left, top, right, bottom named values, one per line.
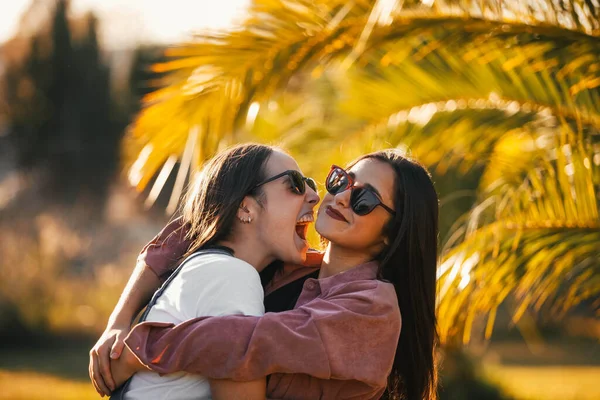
left=297, top=213, right=314, bottom=224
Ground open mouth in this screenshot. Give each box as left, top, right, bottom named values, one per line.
left=295, top=223, right=309, bottom=241
left=295, top=212, right=314, bottom=241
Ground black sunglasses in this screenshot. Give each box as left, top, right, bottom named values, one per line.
left=326, top=165, right=396, bottom=216
left=254, top=170, right=317, bottom=195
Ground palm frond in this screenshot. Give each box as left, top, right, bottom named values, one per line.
left=119, top=0, right=600, bottom=344
left=437, top=144, right=599, bottom=344
left=124, top=0, right=600, bottom=195
left=480, top=118, right=600, bottom=191
left=344, top=25, right=600, bottom=124
left=328, top=20, right=600, bottom=181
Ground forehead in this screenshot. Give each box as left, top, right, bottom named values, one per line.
left=265, top=150, right=301, bottom=175
left=348, top=158, right=395, bottom=203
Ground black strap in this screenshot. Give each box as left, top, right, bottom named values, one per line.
left=139, top=248, right=233, bottom=322
left=111, top=248, right=233, bottom=399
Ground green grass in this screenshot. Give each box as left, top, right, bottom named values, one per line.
left=0, top=340, right=100, bottom=400
left=485, top=365, right=600, bottom=400
left=3, top=365, right=600, bottom=400
left=0, top=370, right=98, bottom=400
left=480, top=337, right=600, bottom=400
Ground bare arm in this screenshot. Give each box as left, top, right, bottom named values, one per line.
left=89, top=218, right=190, bottom=396
left=89, top=260, right=161, bottom=396
left=210, top=378, right=266, bottom=400
left=109, top=260, right=162, bottom=327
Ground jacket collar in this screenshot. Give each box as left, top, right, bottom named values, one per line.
left=316, top=261, right=379, bottom=293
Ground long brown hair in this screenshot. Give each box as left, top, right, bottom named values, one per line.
left=181, top=143, right=274, bottom=256
left=350, top=150, right=439, bottom=400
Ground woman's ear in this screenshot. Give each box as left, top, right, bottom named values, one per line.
left=237, top=196, right=259, bottom=224
left=236, top=202, right=251, bottom=224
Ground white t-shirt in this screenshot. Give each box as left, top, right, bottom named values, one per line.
left=124, top=252, right=265, bottom=400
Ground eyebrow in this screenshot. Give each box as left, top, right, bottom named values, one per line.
left=348, top=171, right=384, bottom=199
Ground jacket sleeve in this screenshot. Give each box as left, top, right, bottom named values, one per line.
left=124, top=281, right=400, bottom=388
left=138, top=217, right=191, bottom=279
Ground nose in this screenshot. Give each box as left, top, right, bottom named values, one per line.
left=306, top=186, right=320, bottom=204
left=334, top=188, right=351, bottom=209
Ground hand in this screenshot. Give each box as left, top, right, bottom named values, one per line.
left=110, top=345, right=148, bottom=390
left=89, top=324, right=129, bottom=396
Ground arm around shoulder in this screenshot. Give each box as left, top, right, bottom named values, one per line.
left=139, top=217, right=191, bottom=279
left=125, top=279, right=400, bottom=388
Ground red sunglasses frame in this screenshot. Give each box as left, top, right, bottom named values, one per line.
left=326, top=165, right=396, bottom=216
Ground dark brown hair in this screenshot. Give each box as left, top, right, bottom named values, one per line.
left=182, top=143, right=274, bottom=256
left=349, top=150, right=439, bottom=400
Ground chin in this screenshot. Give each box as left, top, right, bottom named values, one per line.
left=280, top=246, right=303, bottom=265
left=314, top=224, right=335, bottom=243
left=297, top=252, right=307, bottom=264
left=295, top=245, right=308, bottom=263
left=315, top=218, right=325, bottom=235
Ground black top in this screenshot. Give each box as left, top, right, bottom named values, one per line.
left=263, top=269, right=320, bottom=313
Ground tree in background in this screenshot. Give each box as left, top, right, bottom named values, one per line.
left=0, top=1, right=174, bottom=337
left=123, top=0, right=600, bottom=346
left=1, top=0, right=124, bottom=206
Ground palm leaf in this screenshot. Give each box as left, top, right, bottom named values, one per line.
left=120, top=0, right=600, bottom=342
left=437, top=144, right=599, bottom=344
left=124, top=0, right=600, bottom=195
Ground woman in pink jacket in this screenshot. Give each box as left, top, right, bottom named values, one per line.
left=90, top=149, right=439, bottom=400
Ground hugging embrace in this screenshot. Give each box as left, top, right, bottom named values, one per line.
left=89, top=144, right=439, bottom=400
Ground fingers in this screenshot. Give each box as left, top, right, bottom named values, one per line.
left=91, top=348, right=112, bottom=396
left=89, top=351, right=104, bottom=396
left=100, top=339, right=117, bottom=391
left=110, top=335, right=125, bottom=360
left=89, top=327, right=130, bottom=396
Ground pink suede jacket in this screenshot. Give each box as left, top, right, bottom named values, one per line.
left=124, top=220, right=401, bottom=399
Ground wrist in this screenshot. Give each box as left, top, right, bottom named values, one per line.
left=107, top=314, right=133, bottom=330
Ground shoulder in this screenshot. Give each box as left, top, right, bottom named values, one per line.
left=328, top=279, right=399, bottom=316
left=176, top=253, right=263, bottom=299
left=180, top=253, right=260, bottom=282
left=330, top=278, right=395, bottom=298
left=178, top=253, right=265, bottom=317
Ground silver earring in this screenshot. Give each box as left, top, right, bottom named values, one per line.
left=239, top=216, right=252, bottom=224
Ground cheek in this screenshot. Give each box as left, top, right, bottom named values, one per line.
left=316, top=213, right=385, bottom=249
left=348, top=219, right=383, bottom=246
left=277, top=193, right=304, bottom=219
left=356, top=220, right=386, bottom=245
left=315, top=204, right=333, bottom=235
left=262, top=193, right=303, bottom=232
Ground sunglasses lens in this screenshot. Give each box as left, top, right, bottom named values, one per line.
left=289, top=171, right=305, bottom=194
left=326, top=168, right=348, bottom=194
left=306, top=177, right=317, bottom=192
left=351, top=187, right=380, bottom=215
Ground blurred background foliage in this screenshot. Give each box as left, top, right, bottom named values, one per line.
left=0, top=0, right=598, bottom=399
left=124, top=0, right=600, bottom=344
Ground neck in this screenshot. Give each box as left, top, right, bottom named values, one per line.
left=319, top=243, right=373, bottom=279
left=218, top=232, right=274, bottom=272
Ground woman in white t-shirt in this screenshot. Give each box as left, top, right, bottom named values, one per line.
left=116, top=143, right=320, bottom=400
